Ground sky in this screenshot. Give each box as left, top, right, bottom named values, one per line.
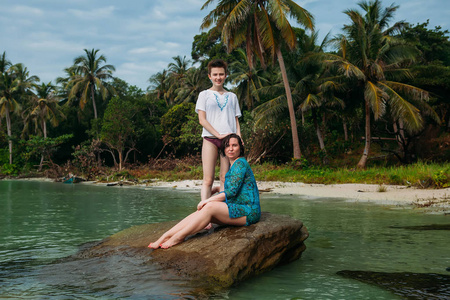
left=1, top=0, right=449, bottom=90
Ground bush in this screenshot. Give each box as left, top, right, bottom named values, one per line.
left=432, top=169, right=450, bottom=188
left=160, top=103, right=202, bottom=156
left=0, top=163, right=19, bottom=176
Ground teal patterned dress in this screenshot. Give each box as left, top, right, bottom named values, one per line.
left=223, top=157, right=260, bottom=226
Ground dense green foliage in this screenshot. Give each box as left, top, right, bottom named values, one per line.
left=160, top=102, right=202, bottom=156
left=1, top=1, right=449, bottom=181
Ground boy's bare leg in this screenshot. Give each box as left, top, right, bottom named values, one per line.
left=219, top=154, right=230, bottom=192
left=200, top=139, right=218, bottom=201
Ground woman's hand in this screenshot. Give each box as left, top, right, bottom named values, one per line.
left=197, top=199, right=208, bottom=211
left=198, top=192, right=226, bottom=210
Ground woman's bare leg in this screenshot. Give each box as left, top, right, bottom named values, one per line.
left=201, top=139, right=219, bottom=201
left=148, top=212, right=198, bottom=248
left=160, top=202, right=246, bottom=249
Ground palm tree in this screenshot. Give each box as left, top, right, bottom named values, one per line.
left=166, top=55, right=191, bottom=104
left=0, top=54, right=15, bottom=164
left=174, top=67, right=210, bottom=104
left=148, top=69, right=171, bottom=106
left=23, top=82, right=65, bottom=138
left=228, top=48, right=266, bottom=110
left=0, top=52, right=10, bottom=73
left=291, top=32, right=346, bottom=162
left=253, top=31, right=345, bottom=163
left=56, top=66, right=78, bottom=102
left=68, top=49, right=115, bottom=119
left=0, top=62, right=39, bottom=164
left=23, top=82, right=65, bottom=170
left=0, top=52, right=11, bottom=130
left=201, top=0, right=314, bottom=159
left=14, top=63, right=40, bottom=90
left=329, top=0, right=438, bottom=168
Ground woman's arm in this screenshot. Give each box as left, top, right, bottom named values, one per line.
left=198, top=110, right=229, bottom=139
left=223, top=159, right=247, bottom=198
left=197, top=191, right=226, bottom=210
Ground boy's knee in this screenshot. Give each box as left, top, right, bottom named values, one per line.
left=203, top=178, right=214, bottom=186
left=219, top=174, right=226, bottom=183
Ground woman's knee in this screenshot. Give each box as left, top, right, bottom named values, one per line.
left=203, top=201, right=227, bottom=215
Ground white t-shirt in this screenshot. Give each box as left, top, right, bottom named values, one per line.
left=195, top=90, right=242, bottom=137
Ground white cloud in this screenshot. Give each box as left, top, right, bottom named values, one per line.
left=129, top=47, right=159, bottom=55
left=7, top=5, right=44, bottom=16
left=68, top=6, right=116, bottom=20
left=0, top=0, right=448, bottom=90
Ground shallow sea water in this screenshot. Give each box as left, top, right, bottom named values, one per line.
left=0, top=180, right=449, bottom=299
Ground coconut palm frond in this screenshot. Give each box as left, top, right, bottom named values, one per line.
left=378, top=81, right=423, bottom=132
left=365, top=81, right=386, bottom=119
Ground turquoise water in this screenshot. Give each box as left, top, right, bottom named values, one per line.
left=0, top=180, right=448, bottom=299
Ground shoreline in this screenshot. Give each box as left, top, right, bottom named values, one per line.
left=105, top=179, right=450, bottom=213
left=8, top=177, right=450, bottom=213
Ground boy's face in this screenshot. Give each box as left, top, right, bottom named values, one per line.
left=208, top=67, right=227, bottom=87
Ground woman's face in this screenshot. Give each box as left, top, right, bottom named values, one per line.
left=225, top=137, right=240, bottom=161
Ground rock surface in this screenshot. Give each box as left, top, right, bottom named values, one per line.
left=73, top=212, right=309, bottom=289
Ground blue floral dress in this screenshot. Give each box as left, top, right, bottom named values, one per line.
left=223, top=157, right=261, bottom=226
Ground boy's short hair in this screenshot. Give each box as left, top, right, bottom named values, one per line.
left=207, top=59, right=228, bottom=75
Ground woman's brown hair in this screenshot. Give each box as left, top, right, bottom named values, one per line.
left=220, top=134, right=245, bottom=157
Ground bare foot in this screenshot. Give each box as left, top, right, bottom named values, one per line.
left=203, top=223, right=213, bottom=230
left=148, top=236, right=170, bottom=249
left=160, top=237, right=183, bottom=249
left=211, top=186, right=220, bottom=194
left=148, top=242, right=160, bottom=249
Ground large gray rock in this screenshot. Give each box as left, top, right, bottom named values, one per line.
left=74, top=212, right=308, bottom=289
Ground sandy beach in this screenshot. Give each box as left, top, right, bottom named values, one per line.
left=135, top=179, right=450, bottom=213
left=13, top=177, right=450, bottom=213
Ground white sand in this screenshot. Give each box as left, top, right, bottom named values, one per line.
left=15, top=177, right=450, bottom=213
left=137, top=179, right=450, bottom=213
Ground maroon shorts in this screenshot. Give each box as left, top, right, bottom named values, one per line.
left=204, top=137, right=222, bottom=149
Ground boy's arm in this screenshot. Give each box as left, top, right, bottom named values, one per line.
left=235, top=116, right=242, bottom=138
left=198, top=110, right=229, bottom=139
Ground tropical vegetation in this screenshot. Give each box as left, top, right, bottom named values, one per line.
left=1, top=1, right=449, bottom=188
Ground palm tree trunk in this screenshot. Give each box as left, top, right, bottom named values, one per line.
left=39, top=119, right=47, bottom=172
left=246, top=27, right=254, bottom=70
left=343, top=120, right=349, bottom=141
left=90, top=83, right=101, bottom=164
left=312, top=110, right=326, bottom=151
left=276, top=49, right=301, bottom=159
left=313, top=109, right=329, bottom=164
left=5, top=107, right=12, bottom=164
left=91, top=84, right=98, bottom=119
left=357, top=100, right=371, bottom=169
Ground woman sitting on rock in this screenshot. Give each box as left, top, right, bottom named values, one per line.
left=148, top=134, right=260, bottom=249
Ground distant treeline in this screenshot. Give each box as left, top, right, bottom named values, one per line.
left=1, top=0, right=450, bottom=178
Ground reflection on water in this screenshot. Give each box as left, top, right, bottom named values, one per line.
left=336, top=270, right=450, bottom=299
left=0, top=180, right=449, bottom=299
